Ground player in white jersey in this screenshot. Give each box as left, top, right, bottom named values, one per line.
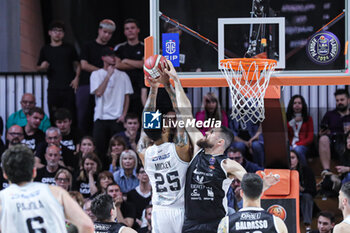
left=162, top=60, right=280, bottom=233
left=334, top=182, right=350, bottom=233
left=137, top=72, right=192, bottom=233
left=0, top=144, right=94, bottom=233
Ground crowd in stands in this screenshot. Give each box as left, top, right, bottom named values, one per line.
left=1, top=17, right=350, bottom=233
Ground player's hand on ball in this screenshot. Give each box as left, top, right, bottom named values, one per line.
left=146, top=76, right=160, bottom=88
left=164, top=59, right=179, bottom=81
left=157, top=62, right=171, bottom=85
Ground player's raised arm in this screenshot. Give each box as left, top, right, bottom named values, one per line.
left=164, top=60, right=202, bottom=155
left=158, top=67, right=192, bottom=162
left=49, top=186, right=94, bottom=233
left=222, top=157, right=247, bottom=181
left=137, top=78, right=159, bottom=165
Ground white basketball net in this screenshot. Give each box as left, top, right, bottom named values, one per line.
left=220, top=59, right=276, bottom=128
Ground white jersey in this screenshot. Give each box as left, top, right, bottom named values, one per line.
left=0, top=182, right=67, bottom=233
left=145, top=142, right=189, bottom=207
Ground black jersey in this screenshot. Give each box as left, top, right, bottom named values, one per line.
left=94, top=221, right=125, bottom=233
left=224, top=207, right=279, bottom=233
left=184, top=149, right=232, bottom=222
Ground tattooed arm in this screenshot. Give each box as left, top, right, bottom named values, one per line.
left=164, top=60, right=202, bottom=155
left=137, top=79, right=159, bottom=165
left=159, top=71, right=192, bottom=162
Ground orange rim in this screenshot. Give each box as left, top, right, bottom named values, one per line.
left=220, top=58, right=277, bottom=71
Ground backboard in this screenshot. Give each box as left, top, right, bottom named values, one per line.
left=148, top=0, right=350, bottom=87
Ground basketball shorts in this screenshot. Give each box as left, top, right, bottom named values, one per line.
left=182, top=217, right=221, bottom=233
left=151, top=205, right=185, bottom=233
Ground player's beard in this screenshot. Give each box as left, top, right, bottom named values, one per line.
left=196, top=138, right=214, bottom=149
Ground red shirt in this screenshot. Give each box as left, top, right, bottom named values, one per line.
left=287, top=116, right=314, bottom=146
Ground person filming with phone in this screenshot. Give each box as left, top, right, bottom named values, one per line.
left=319, top=89, right=350, bottom=174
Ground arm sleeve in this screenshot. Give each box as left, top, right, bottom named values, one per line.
left=80, top=42, right=89, bottom=61
left=124, top=74, right=134, bottom=95
left=90, top=71, right=100, bottom=94
left=114, top=44, right=123, bottom=59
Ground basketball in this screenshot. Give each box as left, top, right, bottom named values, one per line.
left=143, top=55, right=167, bottom=80
left=267, top=205, right=287, bottom=221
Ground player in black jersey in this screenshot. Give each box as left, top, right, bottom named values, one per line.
left=91, top=194, right=136, bottom=233
left=162, top=60, right=279, bottom=233
left=218, top=173, right=288, bottom=233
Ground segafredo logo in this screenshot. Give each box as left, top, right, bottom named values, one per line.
left=306, top=31, right=340, bottom=65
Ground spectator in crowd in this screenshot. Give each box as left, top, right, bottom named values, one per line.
left=0, top=125, right=23, bottom=190
left=114, top=18, right=146, bottom=116
left=6, top=93, right=50, bottom=132
left=319, top=89, right=350, bottom=173
left=227, top=147, right=263, bottom=173
left=35, top=127, right=78, bottom=172
left=22, top=107, right=46, bottom=152
left=77, top=135, right=96, bottom=159
left=1, top=125, right=24, bottom=189
left=333, top=182, right=350, bottom=233
left=115, top=113, right=141, bottom=151
left=93, top=171, right=114, bottom=196
left=0, top=125, right=24, bottom=190
left=229, top=117, right=265, bottom=167
left=336, top=131, right=350, bottom=184
left=83, top=199, right=97, bottom=222
left=290, top=150, right=317, bottom=232
left=91, top=194, right=136, bottom=233
left=226, top=178, right=243, bottom=212
left=77, top=19, right=116, bottom=135
left=113, top=150, right=139, bottom=194
left=310, top=211, right=335, bottom=233
left=73, top=153, right=102, bottom=198
left=5, top=125, right=24, bottom=149
left=137, top=205, right=152, bottom=233
left=37, top=20, right=80, bottom=124
left=55, top=108, right=81, bottom=152
left=35, top=145, right=65, bottom=185
left=127, top=166, right=152, bottom=228
left=286, top=94, right=314, bottom=166
left=195, top=92, right=228, bottom=135
left=107, top=183, right=136, bottom=228
left=55, top=168, right=73, bottom=191
left=107, top=135, right=127, bottom=173
left=90, top=47, right=133, bottom=163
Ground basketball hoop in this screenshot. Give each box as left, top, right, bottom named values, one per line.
left=220, top=58, right=277, bottom=127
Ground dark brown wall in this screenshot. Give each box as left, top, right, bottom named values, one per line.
left=20, top=0, right=44, bottom=71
